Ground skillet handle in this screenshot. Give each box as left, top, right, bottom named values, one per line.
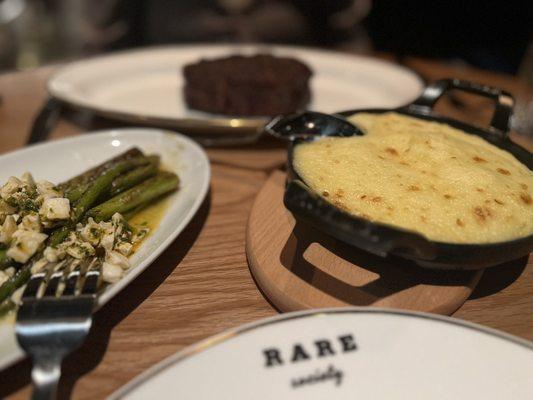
left=409, top=78, right=514, bottom=138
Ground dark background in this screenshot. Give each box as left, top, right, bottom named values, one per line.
left=0, top=0, right=531, bottom=78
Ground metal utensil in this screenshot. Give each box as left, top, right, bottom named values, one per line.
left=264, top=111, right=363, bottom=141
left=15, top=257, right=101, bottom=400
left=26, top=98, right=64, bottom=145
left=25, top=97, right=266, bottom=147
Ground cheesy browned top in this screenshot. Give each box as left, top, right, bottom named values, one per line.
left=293, top=112, right=532, bottom=244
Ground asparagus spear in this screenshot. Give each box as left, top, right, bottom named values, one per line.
left=87, top=172, right=179, bottom=222
left=72, top=157, right=157, bottom=221
left=48, top=225, right=70, bottom=247
left=50, top=157, right=157, bottom=246
left=65, top=155, right=157, bottom=203
left=0, top=159, right=178, bottom=310
left=0, top=154, right=148, bottom=302
left=0, top=249, right=10, bottom=269
left=0, top=249, right=14, bottom=269
left=59, top=147, right=143, bottom=192
left=0, top=263, right=31, bottom=304
left=109, top=164, right=159, bottom=197
left=1, top=173, right=178, bottom=304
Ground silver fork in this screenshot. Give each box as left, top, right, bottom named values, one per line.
left=15, top=257, right=102, bottom=400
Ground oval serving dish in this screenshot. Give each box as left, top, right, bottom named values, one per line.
left=275, top=79, right=532, bottom=270
left=0, top=129, right=210, bottom=370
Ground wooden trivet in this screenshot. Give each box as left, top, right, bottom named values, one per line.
left=246, top=170, right=483, bottom=315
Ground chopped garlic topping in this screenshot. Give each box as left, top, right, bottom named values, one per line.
left=102, top=262, right=123, bottom=283
left=36, top=180, right=61, bottom=202
left=31, top=258, right=49, bottom=274
left=0, top=215, right=17, bottom=244
left=132, top=228, right=149, bottom=243
left=44, top=246, right=62, bottom=262
left=6, top=230, right=48, bottom=263
left=11, top=286, right=24, bottom=305
left=100, top=224, right=115, bottom=252
left=63, top=232, right=95, bottom=259
left=0, top=200, right=16, bottom=223
left=115, top=241, right=133, bottom=256
left=21, top=172, right=35, bottom=186
left=66, top=242, right=95, bottom=259
left=40, top=197, right=70, bottom=220
left=105, top=250, right=129, bottom=270
left=0, top=270, right=9, bottom=286
left=112, top=213, right=125, bottom=235
left=0, top=171, right=152, bottom=293
left=79, top=218, right=103, bottom=246
left=0, top=177, right=23, bottom=201
left=19, top=213, right=41, bottom=232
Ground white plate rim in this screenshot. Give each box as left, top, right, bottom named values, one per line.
left=110, top=306, right=533, bottom=399
left=0, top=128, right=211, bottom=369
left=47, top=43, right=425, bottom=129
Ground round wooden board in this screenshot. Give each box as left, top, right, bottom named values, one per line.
left=246, top=170, right=483, bottom=315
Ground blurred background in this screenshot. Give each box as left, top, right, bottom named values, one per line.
left=0, top=0, right=531, bottom=82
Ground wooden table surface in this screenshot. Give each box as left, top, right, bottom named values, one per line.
left=0, top=54, right=532, bottom=399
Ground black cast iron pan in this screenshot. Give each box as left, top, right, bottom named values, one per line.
left=265, top=79, right=532, bottom=270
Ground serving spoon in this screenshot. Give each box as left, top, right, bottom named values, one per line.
left=264, top=111, right=364, bottom=141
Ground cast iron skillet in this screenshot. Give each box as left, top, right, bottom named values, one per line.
left=266, top=79, right=533, bottom=270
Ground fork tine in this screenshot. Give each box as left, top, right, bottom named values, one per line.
left=42, top=259, right=73, bottom=297
left=63, top=272, right=80, bottom=296
left=81, top=258, right=102, bottom=295
left=63, top=267, right=81, bottom=296
left=16, top=257, right=97, bottom=400
left=22, top=273, right=46, bottom=300
left=42, top=270, right=64, bottom=297
left=22, top=258, right=61, bottom=299
left=67, top=258, right=83, bottom=274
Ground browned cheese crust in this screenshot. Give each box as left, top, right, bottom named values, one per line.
left=293, top=112, right=533, bottom=244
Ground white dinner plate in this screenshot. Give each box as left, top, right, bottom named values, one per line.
left=48, top=44, right=424, bottom=133
left=0, top=129, right=210, bottom=369
left=112, top=308, right=532, bottom=400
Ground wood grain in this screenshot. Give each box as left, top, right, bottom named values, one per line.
left=247, top=170, right=483, bottom=315
left=0, top=55, right=531, bottom=399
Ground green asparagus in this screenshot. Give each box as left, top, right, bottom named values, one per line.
left=59, top=147, right=143, bottom=192
left=0, top=263, right=31, bottom=304
left=65, top=155, right=156, bottom=203
left=108, top=156, right=159, bottom=197
left=0, top=152, right=179, bottom=314
left=48, top=225, right=70, bottom=247
left=72, top=157, right=156, bottom=222
left=49, top=158, right=153, bottom=246
left=0, top=249, right=14, bottom=269
left=87, top=172, right=179, bottom=222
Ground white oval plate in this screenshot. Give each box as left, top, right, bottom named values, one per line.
left=112, top=308, right=532, bottom=400
left=48, top=44, right=424, bottom=129
left=0, top=129, right=210, bottom=370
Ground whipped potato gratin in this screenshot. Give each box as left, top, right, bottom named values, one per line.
left=293, top=112, right=532, bottom=244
